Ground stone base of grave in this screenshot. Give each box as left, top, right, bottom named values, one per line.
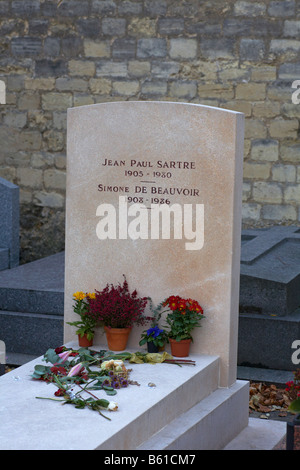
left=136, top=380, right=248, bottom=450
left=0, top=342, right=249, bottom=451
left=0, top=340, right=5, bottom=376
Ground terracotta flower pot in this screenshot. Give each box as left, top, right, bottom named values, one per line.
left=78, top=333, right=93, bottom=347
left=104, top=326, right=132, bottom=351
left=169, top=338, right=192, bottom=357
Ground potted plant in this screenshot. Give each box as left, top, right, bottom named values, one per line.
left=66, top=291, right=97, bottom=347
left=88, top=276, right=149, bottom=351
left=139, top=298, right=169, bottom=353
left=139, top=325, right=169, bottom=353
left=163, top=295, right=205, bottom=357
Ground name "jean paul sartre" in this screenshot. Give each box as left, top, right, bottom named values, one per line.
left=102, top=159, right=196, bottom=169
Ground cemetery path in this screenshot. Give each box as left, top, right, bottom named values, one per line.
left=273, top=430, right=300, bottom=450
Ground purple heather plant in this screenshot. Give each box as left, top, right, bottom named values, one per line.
left=88, top=276, right=149, bottom=328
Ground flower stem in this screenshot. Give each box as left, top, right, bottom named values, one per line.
left=77, top=383, right=99, bottom=400
left=36, top=396, right=64, bottom=401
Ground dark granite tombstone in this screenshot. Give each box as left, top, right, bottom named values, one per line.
left=0, top=177, right=19, bottom=270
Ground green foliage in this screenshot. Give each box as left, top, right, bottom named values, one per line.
left=42, top=348, right=60, bottom=364
left=67, top=293, right=97, bottom=339
left=165, top=309, right=201, bottom=341
left=31, top=364, right=51, bottom=380
left=288, top=398, right=300, bottom=413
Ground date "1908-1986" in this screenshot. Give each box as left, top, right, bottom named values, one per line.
left=127, top=196, right=170, bottom=204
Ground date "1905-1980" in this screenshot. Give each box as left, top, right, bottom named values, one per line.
left=125, top=170, right=172, bottom=178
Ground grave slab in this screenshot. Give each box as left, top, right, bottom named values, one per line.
left=0, top=341, right=249, bottom=450
left=0, top=252, right=64, bottom=356
left=0, top=251, right=64, bottom=314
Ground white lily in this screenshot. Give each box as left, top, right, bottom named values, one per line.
left=108, top=401, right=118, bottom=411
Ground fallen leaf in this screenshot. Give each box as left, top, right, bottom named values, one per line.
left=259, top=405, right=272, bottom=413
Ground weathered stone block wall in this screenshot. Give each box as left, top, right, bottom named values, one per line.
left=0, top=0, right=299, bottom=262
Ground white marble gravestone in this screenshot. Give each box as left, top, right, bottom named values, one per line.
left=64, top=101, right=244, bottom=388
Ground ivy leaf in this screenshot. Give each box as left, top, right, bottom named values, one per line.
left=288, top=399, right=300, bottom=414
left=32, top=364, right=51, bottom=378
left=105, top=389, right=117, bottom=396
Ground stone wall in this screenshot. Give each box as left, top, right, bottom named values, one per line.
left=0, top=0, right=299, bottom=262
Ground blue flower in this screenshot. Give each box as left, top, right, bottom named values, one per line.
left=147, top=325, right=164, bottom=338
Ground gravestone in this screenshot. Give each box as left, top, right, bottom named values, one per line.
left=240, top=225, right=300, bottom=316
left=238, top=225, right=300, bottom=370
left=64, top=101, right=244, bottom=388
left=0, top=177, right=19, bottom=270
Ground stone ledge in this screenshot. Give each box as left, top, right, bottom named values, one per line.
left=137, top=380, right=249, bottom=450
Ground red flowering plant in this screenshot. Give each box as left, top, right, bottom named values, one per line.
left=286, top=369, right=300, bottom=413
left=163, top=295, right=205, bottom=342
left=87, top=276, right=149, bottom=329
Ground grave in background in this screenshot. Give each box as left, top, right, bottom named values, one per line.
left=240, top=225, right=300, bottom=316
left=238, top=225, right=300, bottom=370
left=0, top=177, right=19, bottom=270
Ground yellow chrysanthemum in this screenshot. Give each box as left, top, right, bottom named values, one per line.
left=87, top=292, right=96, bottom=299
left=73, top=291, right=86, bottom=300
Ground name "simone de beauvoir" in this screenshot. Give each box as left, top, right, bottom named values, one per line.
left=97, top=184, right=199, bottom=196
